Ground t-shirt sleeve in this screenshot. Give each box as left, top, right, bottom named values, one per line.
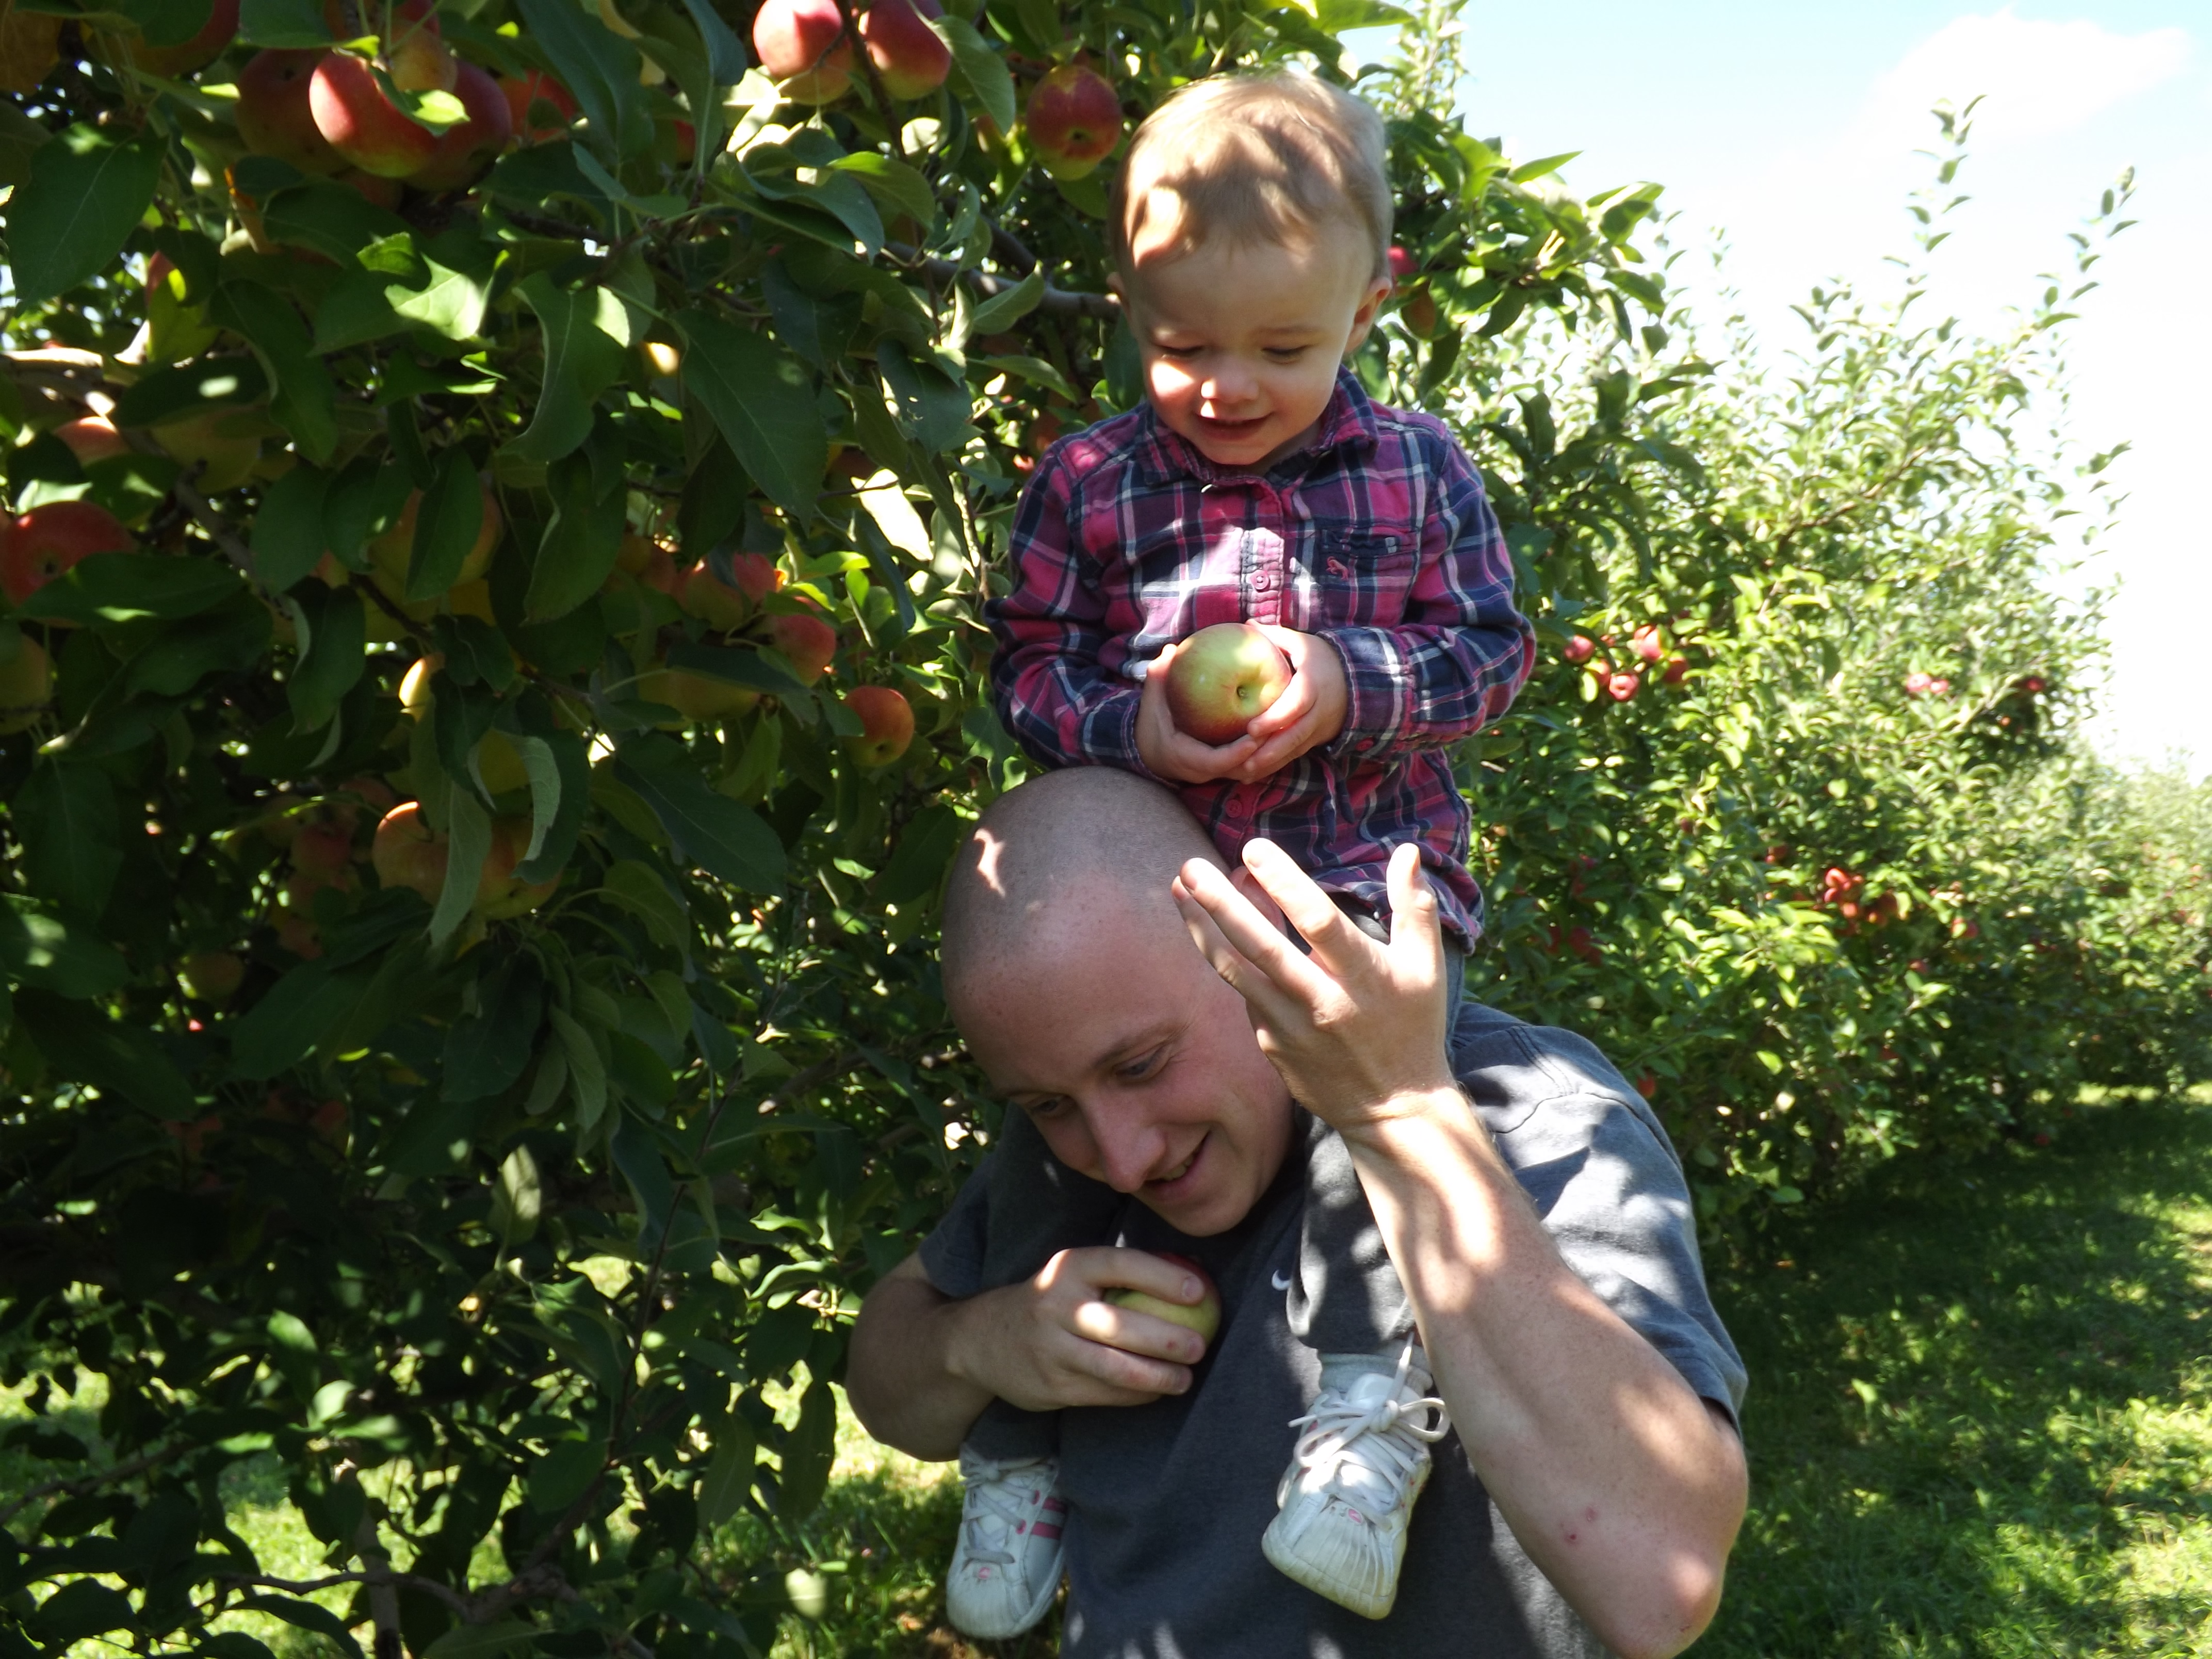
left=916, top=1160, right=995, bottom=1301
left=1453, top=1007, right=1749, bottom=1425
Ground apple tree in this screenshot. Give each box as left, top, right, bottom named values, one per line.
left=0, top=0, right=1695, bottom=1651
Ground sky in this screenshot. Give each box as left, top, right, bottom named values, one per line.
left=1433, top=3, right=2208, bottom=776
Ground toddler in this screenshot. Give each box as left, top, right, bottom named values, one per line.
left=950, top=68, right=1536, bottom=1635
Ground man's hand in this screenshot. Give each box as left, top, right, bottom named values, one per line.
left=945, top=1245, right=1215, bottom=1413
left=1172, top=839, right=1455, bottom=1129
left=1136, top=630, right=1348, bottom=785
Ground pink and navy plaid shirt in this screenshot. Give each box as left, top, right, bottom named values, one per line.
left=988, top=370, right=1536, bottom=943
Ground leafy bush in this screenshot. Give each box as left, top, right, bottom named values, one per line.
left=1, top=2, right=2205, bottom=1654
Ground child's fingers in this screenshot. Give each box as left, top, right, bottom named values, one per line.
left=1245, top=666, right=1316, bottom=742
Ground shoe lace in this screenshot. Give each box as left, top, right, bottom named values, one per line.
left=960, top=1462, right=1051, bottom=1569
left=1284, top=1346, right=1448, bottom=1507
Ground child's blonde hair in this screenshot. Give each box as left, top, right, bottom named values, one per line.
left=1109, top=69, right=1392, bottom=283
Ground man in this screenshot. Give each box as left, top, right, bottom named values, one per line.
left=847, top=769, right=1748, bottom=1657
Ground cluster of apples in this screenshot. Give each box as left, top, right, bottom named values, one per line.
left=0, top=494, right=139, bottom=734
left=1561, top=623, right=1690, bottom=703
left=0, top=0, right=242, bottom=92
left=235, top=1, right=519, bottom=197
left=610, top=540, right=915, bottom=766
left=750, top=0, right=1121, bottom=181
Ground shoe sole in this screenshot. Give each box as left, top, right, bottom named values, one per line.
left=947, top=1558, right=1064, bottom=1641
left=1261, top=1518, right=1395, bottom=1620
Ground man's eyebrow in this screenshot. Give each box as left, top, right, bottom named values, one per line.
left=1085, top=1022, right=1179, bottom=1075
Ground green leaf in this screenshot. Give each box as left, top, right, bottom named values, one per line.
left=965, top=269, right=1044, bottom=336
left=662, top=641, right=810, bottom=697
left=286, top=582, right=366, bottom=734
left=444, top=957, right=544, bottom=1101
left=978, top=352, right=1078, bottom=401
left=675, top=0, right=746, bottom=88
left=419, top=1621, right=535, bottom=1659
left=696, top=1420, right=755, bottom=1527
left=0, top=898, right=128, bottom=997
left=508, top=273, right=632, bottom=466
left=599, top=860, right=687, bottom=952
left=125, top=594, right=273, bottom=699
left=512, top=728, right=590, bottom=883
left=431, top=788, right=491, bottom=948
left=236, top=1598, right=361, bottom=1659
left=875, top=803, right=964, bottom=906
left=15, top=991, right=197, bottom=1119
left=877, top=340, right=972, bottom=455
left=214, top=284, right=339, bottom=462
left=229, top=960, right=381, bottom=1079
left=4, top=124, right=162, bottom=307
left=32, top=1580, right=136, bottom=1647
left=832, top=152, right=936, bottom=228
left=524, top=451, right=627, bottom=622
left=1508, top=152, right=1580, bottom=185
left=778, top=1377, right=837, bottom=1519
left=238, top=0, right=334, bottom=46
left=111, top=355, right=268, bottom=429
left=514, top=0, right=652, bottom=161
left=611, top=1111, right=674, bottom=1246
left=526, top=1436, right=605, bottom=1514
left=935, top=14, right=1014, bottom=133
left=251, top=463, right=331, bottom=591
left=16, top=761, right=120, bottom=919
left=405, top=450, right=486, bottom=601
left=614, top=752, right=786, bottom=893
left=264, top=180, right=412, bottom=267
left=676, top=311, right=826, bottom=520
left=20, top=552, right=245, bottom=625
left=549, top=1005, right=607, bottom=1129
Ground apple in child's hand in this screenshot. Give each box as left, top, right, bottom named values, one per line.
left=1105, top=1252, right=1223, bottom=1345
left=1164, top=623, right=1293, bottom=745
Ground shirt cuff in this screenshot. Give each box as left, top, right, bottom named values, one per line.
left=1082, top=684, right=1159, bottom=779
left=1320, top=627, right=1408, bottom=759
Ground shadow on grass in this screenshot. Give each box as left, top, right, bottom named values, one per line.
left=1703, top=1095, right=2212, bottom=1657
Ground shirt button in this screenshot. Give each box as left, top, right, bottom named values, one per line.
left=1224, top=794, right=1249, bottom=820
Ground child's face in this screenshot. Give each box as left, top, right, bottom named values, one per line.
left=1118, top=223, right=1391, bottom=474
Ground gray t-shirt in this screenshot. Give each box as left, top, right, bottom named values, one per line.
left=919, top=1001, right=1748, bottom=1658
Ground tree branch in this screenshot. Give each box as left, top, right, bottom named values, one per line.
left=0, top=1442, right=185, bottom=1529
left=886, top=244, right=1118, bottom=320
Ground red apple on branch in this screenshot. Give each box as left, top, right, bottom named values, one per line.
left=3, top=501, right=134, bottom=604
left=1163, top=622, right=1292, bottom=745
left=1024, top=63, right=1120, bottom=180
left=405, top=61, right=513, bottom=191
left=753, top=0, right=853, bottom=104
left=843, top=685, right=915, bottom=766
left=856, top=0, right=950, bottom=100
left=128, top=0, right=240, bottom=78
left=500, top=69, right=577, bottom=144
left=236, top=48, right=346, bottom=173
left=768, top=609, right=839, bottom=684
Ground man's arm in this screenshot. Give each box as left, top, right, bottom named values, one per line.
left=847, top=1248, right=1216, bottom=1462
left=1173, top=842, right=1746, bottom=1659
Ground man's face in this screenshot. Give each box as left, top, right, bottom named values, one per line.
left=1118, top=218, right=1391, bottom=474
left=952, top=903, right=1296, bottom=1238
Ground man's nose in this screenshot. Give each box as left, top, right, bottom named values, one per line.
left=1083, top=1105, right=1165, bottom=1194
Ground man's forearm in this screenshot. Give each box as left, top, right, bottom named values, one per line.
left=845, top=1259, right=992, bottom=1462
left=1342, top=1091, right=1747, bottom=1659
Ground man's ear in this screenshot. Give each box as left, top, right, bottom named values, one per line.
left=1229, top=865, right=1292, bottom=935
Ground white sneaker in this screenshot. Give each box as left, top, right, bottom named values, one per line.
left=1262, top=1346, right=1449, bottom=1619
left=945, top=1449, right=1067, bottom=1638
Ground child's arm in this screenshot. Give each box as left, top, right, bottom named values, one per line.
left=990, top=450, right=1261, bottom=785
left=1241, top=437, right=1533, bottom=779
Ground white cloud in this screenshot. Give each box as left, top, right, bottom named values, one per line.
left=1854, top=7, right=2191, bottom=149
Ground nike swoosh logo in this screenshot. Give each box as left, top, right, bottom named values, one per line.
left=1272, top=1271, right=1293, bottom=1292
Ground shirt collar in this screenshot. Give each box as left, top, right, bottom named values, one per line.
left=1129, top=367, right=1382, bottom=487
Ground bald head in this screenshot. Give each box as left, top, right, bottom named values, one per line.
left=941, top=770, right=1224, bottom=1009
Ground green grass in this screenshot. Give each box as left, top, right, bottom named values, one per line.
left=12, top=1091, right=2210, bottom=1657
left=1699, top=1088, right=2212, bottom=1657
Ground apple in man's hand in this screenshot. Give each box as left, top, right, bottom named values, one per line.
left=1164, top=623, right=1293, bottom=745
left=1105, top=1252, right=1223, bottom=1345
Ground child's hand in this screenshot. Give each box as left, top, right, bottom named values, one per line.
left=1137, top=640, right=1263, bottom=784
left=1230, top=626, right=1348, bottom=782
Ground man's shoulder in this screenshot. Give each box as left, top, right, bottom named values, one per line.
left=1448, top=1001, right=1681, bottom=1170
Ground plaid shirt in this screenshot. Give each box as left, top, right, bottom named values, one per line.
left=987, top=370, right=1535, bottom=943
